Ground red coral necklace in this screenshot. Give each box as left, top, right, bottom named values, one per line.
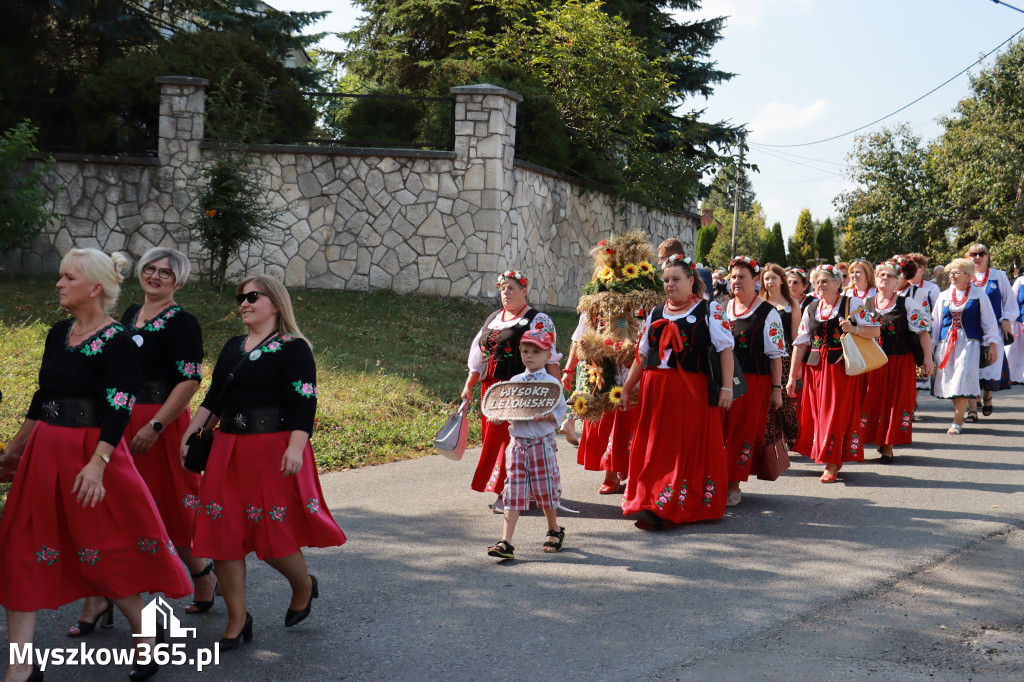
left=500, top=303, right=528, bottom=322
left=952, top=287, right=969, bottom=307
left=731, top=296, right=758, bottom=318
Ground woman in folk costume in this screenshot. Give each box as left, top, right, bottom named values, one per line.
left=844, top=259, right=877, bottom=300
left=0, top=248, right=191, bottom=682
left=863, top=259, right=933, bottom=461
left=931, top=258, right=1000, bottom=435
left=620, top=254, right=734, bottom=530
left=787, top=267, right=813, bottom=311
left=566, top=232, right=663, bottom=495
left=723, top=257, right=787, bottom=507
left=1005, top=271, right=1024, bottom=383
left=462, top=271, right=560, bottom=512
left=964, top=243, right=1013, bottom=420
left=787, top=264, right=880, bottom=483
left=761, top=263, right=802, bottom=448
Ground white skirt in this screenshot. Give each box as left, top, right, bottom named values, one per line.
left=979, top=334, right=1007, bottom=382
left=1006, top=322, right=1024, bottom=383
left=933, top=334, right=981, bottom=399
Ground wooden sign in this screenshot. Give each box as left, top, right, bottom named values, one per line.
left=481, top=380, right=563, bottom=421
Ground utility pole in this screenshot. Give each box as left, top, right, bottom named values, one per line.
left=731, top=136, right=744, bottom=259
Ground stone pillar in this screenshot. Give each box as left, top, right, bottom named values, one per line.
left=450, top=84, right=522, bottom=294
left=154, top=76, right=208, bottom=255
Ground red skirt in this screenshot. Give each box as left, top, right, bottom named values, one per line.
left=576, top=406, right=637, bottom=475
left=723, top=373, right=772, bottom=483
left=863, top=353, right=917, bottom=446
left=622, top=369, right=727, bottom=524
left=192, top=432, right=347, bottom=561
left=124, top=403, right=200, bottom=549
left=470, top=376, right=510, bottom=494
left=793, top=361, right=867, bottom=465
left=0, top=423, right=192, bottom=611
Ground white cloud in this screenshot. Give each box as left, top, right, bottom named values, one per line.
left=695, top=0, right=815, bottom=30
left=749, top=98, right=830, bottom=139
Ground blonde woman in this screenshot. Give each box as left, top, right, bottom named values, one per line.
left=844, top=259, right=877, bottom=300
left=181, top=275, right=346, bottom=650
left=0, top=248, right=191, bottom=682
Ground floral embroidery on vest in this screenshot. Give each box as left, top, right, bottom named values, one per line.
left=143, top=307, right=179, bottom=332
left=106, top=388, right=136, bottom=412
left=292, top=380, right=317, bottom=398
left=176, top=360, right=203, bottom=380
left=78, top=548, right=100, bottom=565
left=36, top=545, right=59, bottom=565
left=76, top=325, right=120, bottom=356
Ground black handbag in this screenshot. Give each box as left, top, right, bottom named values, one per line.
left=706, top=345, right=748, bottom=406
left=183, top=330, right=278, bottom=473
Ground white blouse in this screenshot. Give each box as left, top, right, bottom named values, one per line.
left=972, top=268, right=1014, bottom=322
left=638, top=300, right=735, bottom=369
left=874, top=291, right=932, bottom=332
left=467, top=310, right=562, bottom=373
left=930, top=286, right=1000, bottom=348
left=793, top=295, right=879, bottom=347
left=725, top=298, right=787, bottom=360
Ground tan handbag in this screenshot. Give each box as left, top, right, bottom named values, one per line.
left=842, top=304, right=887, bottom=376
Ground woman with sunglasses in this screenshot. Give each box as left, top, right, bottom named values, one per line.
left=180, top=275, right=345, bottom=650
left=786, top=267, right=812, bottom=311
left=965, top=243, right=1013, bottom=419
left=863, top=259, right=933, bottom=460
left=787, top=264, right=879, bottom=483
left=932, top=258, right=1000, bottom=434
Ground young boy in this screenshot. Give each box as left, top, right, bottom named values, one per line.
left=487, top=329, right=568, bottom=559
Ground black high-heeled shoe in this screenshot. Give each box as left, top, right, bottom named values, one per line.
left=128, top=626, right=164, bottom=681
left=218, top=612, right=253, bottom=651
left=185, top=561, right=217, bottom=614
left=284, top=575, right=318, bottom=627
left=67, top=598, right=114, bottom=637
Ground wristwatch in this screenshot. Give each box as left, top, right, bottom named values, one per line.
left=149, top=419, right=164, bottom=433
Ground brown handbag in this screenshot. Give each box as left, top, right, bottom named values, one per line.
left=757, top=411, right=791, bottom=481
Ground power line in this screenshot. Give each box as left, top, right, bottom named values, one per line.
left=750, top=146, right=844, bottom=177
left=757, top=24, right=1024, bottom=148
left=748, top=142, right=846, bottom=167
left=991, top=1, right=1024, bottom=16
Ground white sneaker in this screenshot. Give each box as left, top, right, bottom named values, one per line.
left=490, top=496, right=505, bottom=514
left=726, top=490, right=741, bottom=507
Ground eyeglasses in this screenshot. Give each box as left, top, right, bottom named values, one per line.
left=142, top=264, right=175, bottom=280
left=236, top=291, right=267, bottom=305
left=947, top=270, right=966, bottom=277
left=968, top=252, right=987, bottom=257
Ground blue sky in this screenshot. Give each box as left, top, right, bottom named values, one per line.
left=277, top=0, right=1024, bottom=239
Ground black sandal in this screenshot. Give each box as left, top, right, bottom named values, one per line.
left=965, top=410, right=978, bottom=423
left=487, top=540, right=514, bottom=559
left=67, top=598, right=114, bottom=637
left=982, top=400, right=993, bottom=416
left=542, top=527, right=566, bottom=553
left=185, top=561, right=217, bottom=614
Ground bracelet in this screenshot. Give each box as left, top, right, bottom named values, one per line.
left=720, top=388, right=733, bottom=393
left=93, top=451, right=110, bottom=465
left=772, top=385, right=782, bottom=389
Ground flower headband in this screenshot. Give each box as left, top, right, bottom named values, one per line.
left=811, top=264, right=840, bottom=279
left=496, top=270, right=528, bottom=287
left=729, top=255, right=760, bottom=274
left=663, top=253, right=695, bottom=270
left=786, top=267, right=808, bottom=280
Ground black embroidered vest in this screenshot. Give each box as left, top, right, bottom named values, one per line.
left=731, top=301, right=773, bottom=376
left=877, top=296, right=923, bottom=361
left=806, top=297, right=851, bottom=365
left=478, top=308, right=542, bottom=381
left=643, top=301, right=710, bottom=372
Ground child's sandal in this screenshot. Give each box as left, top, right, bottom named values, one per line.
left=487, top=540, right=514, bottom=559
left=542, top=527, right=566, bottom=553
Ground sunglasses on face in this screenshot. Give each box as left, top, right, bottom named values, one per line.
left=968, top=252, right=987, bottom=257
left=142, top=264, right=174, bottom=280
left=236, top=291, right=267, bottom=305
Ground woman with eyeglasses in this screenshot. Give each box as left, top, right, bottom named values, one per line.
left=180, top=275, right=345, bottom=650
left=0, top=248, right=191, bottom=682
left=964, top=244, right=1013, bottom=419
left=787, top=264, right=880, bottom=483
left=863, top=259, right=933, bottom=461
left=932, top=258, right=1000, bottom=434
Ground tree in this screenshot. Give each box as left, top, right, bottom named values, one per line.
left=695, top=225, right=717, bottom=263
left=788, top=209, right=817, bottom=267
left=816, top=217, right=835, bottom=264
left=344, top=0, right=744, bottom=209
left=705, top=202, right=771, bottom=269
left=834, top=124, right=937, bottom=262
left=703, top=160, right=755, bottom=213
left=763, top=222, right=786, bottom=267
left=0, top=121, right=57, bottom=254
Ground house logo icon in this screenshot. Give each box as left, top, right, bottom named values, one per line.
left=134, top=596, right=197, bottom=638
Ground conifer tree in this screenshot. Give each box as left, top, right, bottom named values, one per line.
left=789, top=209, right=817, bottom=268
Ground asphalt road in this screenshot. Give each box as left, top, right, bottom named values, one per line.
left=4, top=387, right=1022, bottom=681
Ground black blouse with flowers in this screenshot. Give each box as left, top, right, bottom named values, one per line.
left=200, top=333, right=317, bottom=434
left=121, top=304, right=204, bottom=390
left=26, top=320, right=142, bottom=445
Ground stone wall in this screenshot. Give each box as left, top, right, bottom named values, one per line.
left=4, top=78, right=698, bottom=309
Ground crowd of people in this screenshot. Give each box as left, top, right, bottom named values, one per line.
left=463, top=241, right=1021, bottom=547
left=0, top=248, right=344, bottom=682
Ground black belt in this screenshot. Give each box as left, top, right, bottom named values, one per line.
left=136, top=380, right=173, bottom=404
left=219, top=408, right=287, bottom=434
left=39, top=398, right=100, bottom=428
